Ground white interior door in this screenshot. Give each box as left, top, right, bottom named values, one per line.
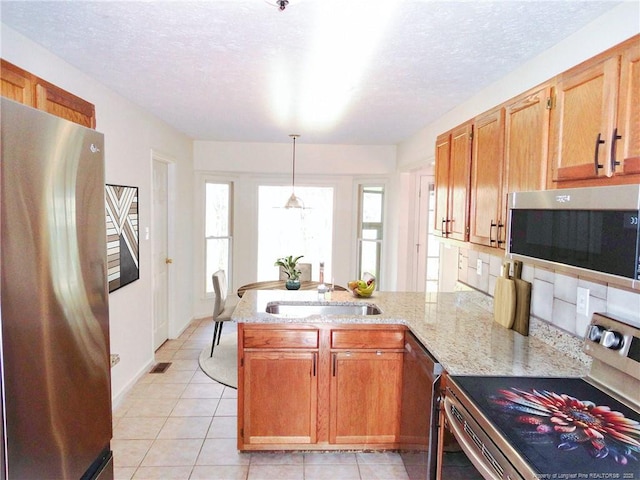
left=153, top=159, right=169, bottom=350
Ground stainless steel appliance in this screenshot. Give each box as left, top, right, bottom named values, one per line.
left=0, top=98, right=113, bottom=479
left=506, top=185, right=640, bottom=291
left=399, top=331, right=443, bottom=480
left=440, top=312, right=640, bottom=479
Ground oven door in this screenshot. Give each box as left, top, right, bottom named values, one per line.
left=440, top=384, right=531, bottom=480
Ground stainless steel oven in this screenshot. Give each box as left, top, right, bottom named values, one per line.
left=438, top=312, right=640, bottom=479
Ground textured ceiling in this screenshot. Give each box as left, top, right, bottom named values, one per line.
left=0, top=1, right=623, bottom=144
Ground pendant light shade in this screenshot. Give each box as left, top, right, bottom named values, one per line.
left=284, top=192, right=303, bottom=209
left=285, top=134, right=304, bottom=209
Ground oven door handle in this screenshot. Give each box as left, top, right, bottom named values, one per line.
left=443, top=396, right=503, bottom=480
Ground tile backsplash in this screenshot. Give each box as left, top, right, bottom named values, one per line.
left=458, top=247, right=640, bottom=339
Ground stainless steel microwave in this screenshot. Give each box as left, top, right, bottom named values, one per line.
left=506, top=185, right=640, bottom=291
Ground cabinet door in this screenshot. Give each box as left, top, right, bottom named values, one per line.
left=469, top=109, right=504, bottom=247
left=34, top=80, right=96, bottom=129
left=616, top=39, right=640, bottom=175
left=550, top=56, right=619, bottom=182
left=434, top=133, right=451, bottom=236
left=448, top=123, right=472, bottom=241
left=330, top=351, right=403, bottom=445
left=242, top=351, right=317, bottom=445
left=1, top=59, right=33, bottom=105
left=503, top=86, right=551, bottom=244
left=504, top=86, right=551, bottom=193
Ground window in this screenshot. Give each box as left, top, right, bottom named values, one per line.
left=257, top=186, right=334, bottom=282
left=357, top=185, right=384, bottom=282
left=205, top=182, right=233, bottom=294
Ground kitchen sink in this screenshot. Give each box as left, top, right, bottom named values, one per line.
left=265, top=301, right=381, bottom=317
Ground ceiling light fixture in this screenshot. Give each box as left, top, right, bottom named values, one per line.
left=284, top=134, right=304, bottom=209
left=266, top=0, right=289, bottom=11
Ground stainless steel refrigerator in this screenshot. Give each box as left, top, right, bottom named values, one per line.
left=1, top=98, right=113, bottom=479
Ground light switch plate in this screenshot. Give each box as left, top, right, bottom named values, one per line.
left=576, top=287, right=590, bottom=316
left=476, top=259, right=482, bottom=276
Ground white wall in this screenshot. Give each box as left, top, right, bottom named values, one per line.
left=192, top=141, right=398, bottom=317
left=1, top=26, right=195, bottom=404
left=397, top=1, right=640, bottom=169
left=194, top=141, right=396, bottom=174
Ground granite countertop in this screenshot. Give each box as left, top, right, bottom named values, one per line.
left=232, top=288, right=590, bottom=378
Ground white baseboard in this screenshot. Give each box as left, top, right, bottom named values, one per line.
left=110, top=358, right=155, bottom=410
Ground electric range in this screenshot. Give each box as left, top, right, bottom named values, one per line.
left=443, top=312, right=640, bottom=479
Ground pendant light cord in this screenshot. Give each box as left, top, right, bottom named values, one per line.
left=284, top=134, right=303, bottom=209
left=290, top=134, right=299, bottom=190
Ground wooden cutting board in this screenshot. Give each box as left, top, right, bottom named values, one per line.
left=493, top=262, right=516, bottom=328
left=512, top=260, right=532, bottom=336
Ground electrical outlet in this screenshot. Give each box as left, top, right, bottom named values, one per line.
left=576, top=287, right=590, bottom=316
left=110, top=354, right=121, bottom=367
left=476, top=259, right=483, bottom=276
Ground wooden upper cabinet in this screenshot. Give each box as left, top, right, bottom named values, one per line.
left=434, top=36, right=638, bottom=249
left=504, top=85, right=551, bottom=194
left=448, top=123, right=472, bottom=242
left=616, top=38, right=640, bottom=175
left=469, top=108, right=504, bottom=247
left=34, top=80, right=96, bottom=129
left=1, top=59, right=95, bottom=129
left=434, top=123, right=472, bottom=241
left=468, top=86, right=551, bottom=250
left=549, top=35, right=640, bottom=186
left=1, top=60, right=33, bottom=105
left=434, top=133, right=451, bottom=237
left=549, top=56, right=618, bottom=182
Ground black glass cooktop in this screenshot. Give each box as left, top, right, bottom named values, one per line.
left=452, top=376, right=640, bottom=478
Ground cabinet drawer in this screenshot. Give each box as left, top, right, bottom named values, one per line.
left=244, top=329, right=319, bottom=349
left=331, top=329, right=404, bottom=349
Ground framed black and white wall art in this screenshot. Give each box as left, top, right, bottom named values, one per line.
left=106, top=184, right=139, bottom=293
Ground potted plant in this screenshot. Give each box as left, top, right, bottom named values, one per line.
left=274, top=255, right=304, bottom=290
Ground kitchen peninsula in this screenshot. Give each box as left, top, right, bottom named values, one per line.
left=233, top=289, right=589, bottom=377
left=233, top=289, right=591, bottom=453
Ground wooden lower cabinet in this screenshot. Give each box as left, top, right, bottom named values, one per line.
left=242, top=351, right=317, bottom=445
left=330, top=350, right=403, bottom=445
left=238, top=323, right=405, bottom=451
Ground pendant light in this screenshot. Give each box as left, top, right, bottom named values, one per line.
left=284, top=134, right=304, bottom=209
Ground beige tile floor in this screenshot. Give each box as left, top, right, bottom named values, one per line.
left=112, top=317, right=411, bottom=480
